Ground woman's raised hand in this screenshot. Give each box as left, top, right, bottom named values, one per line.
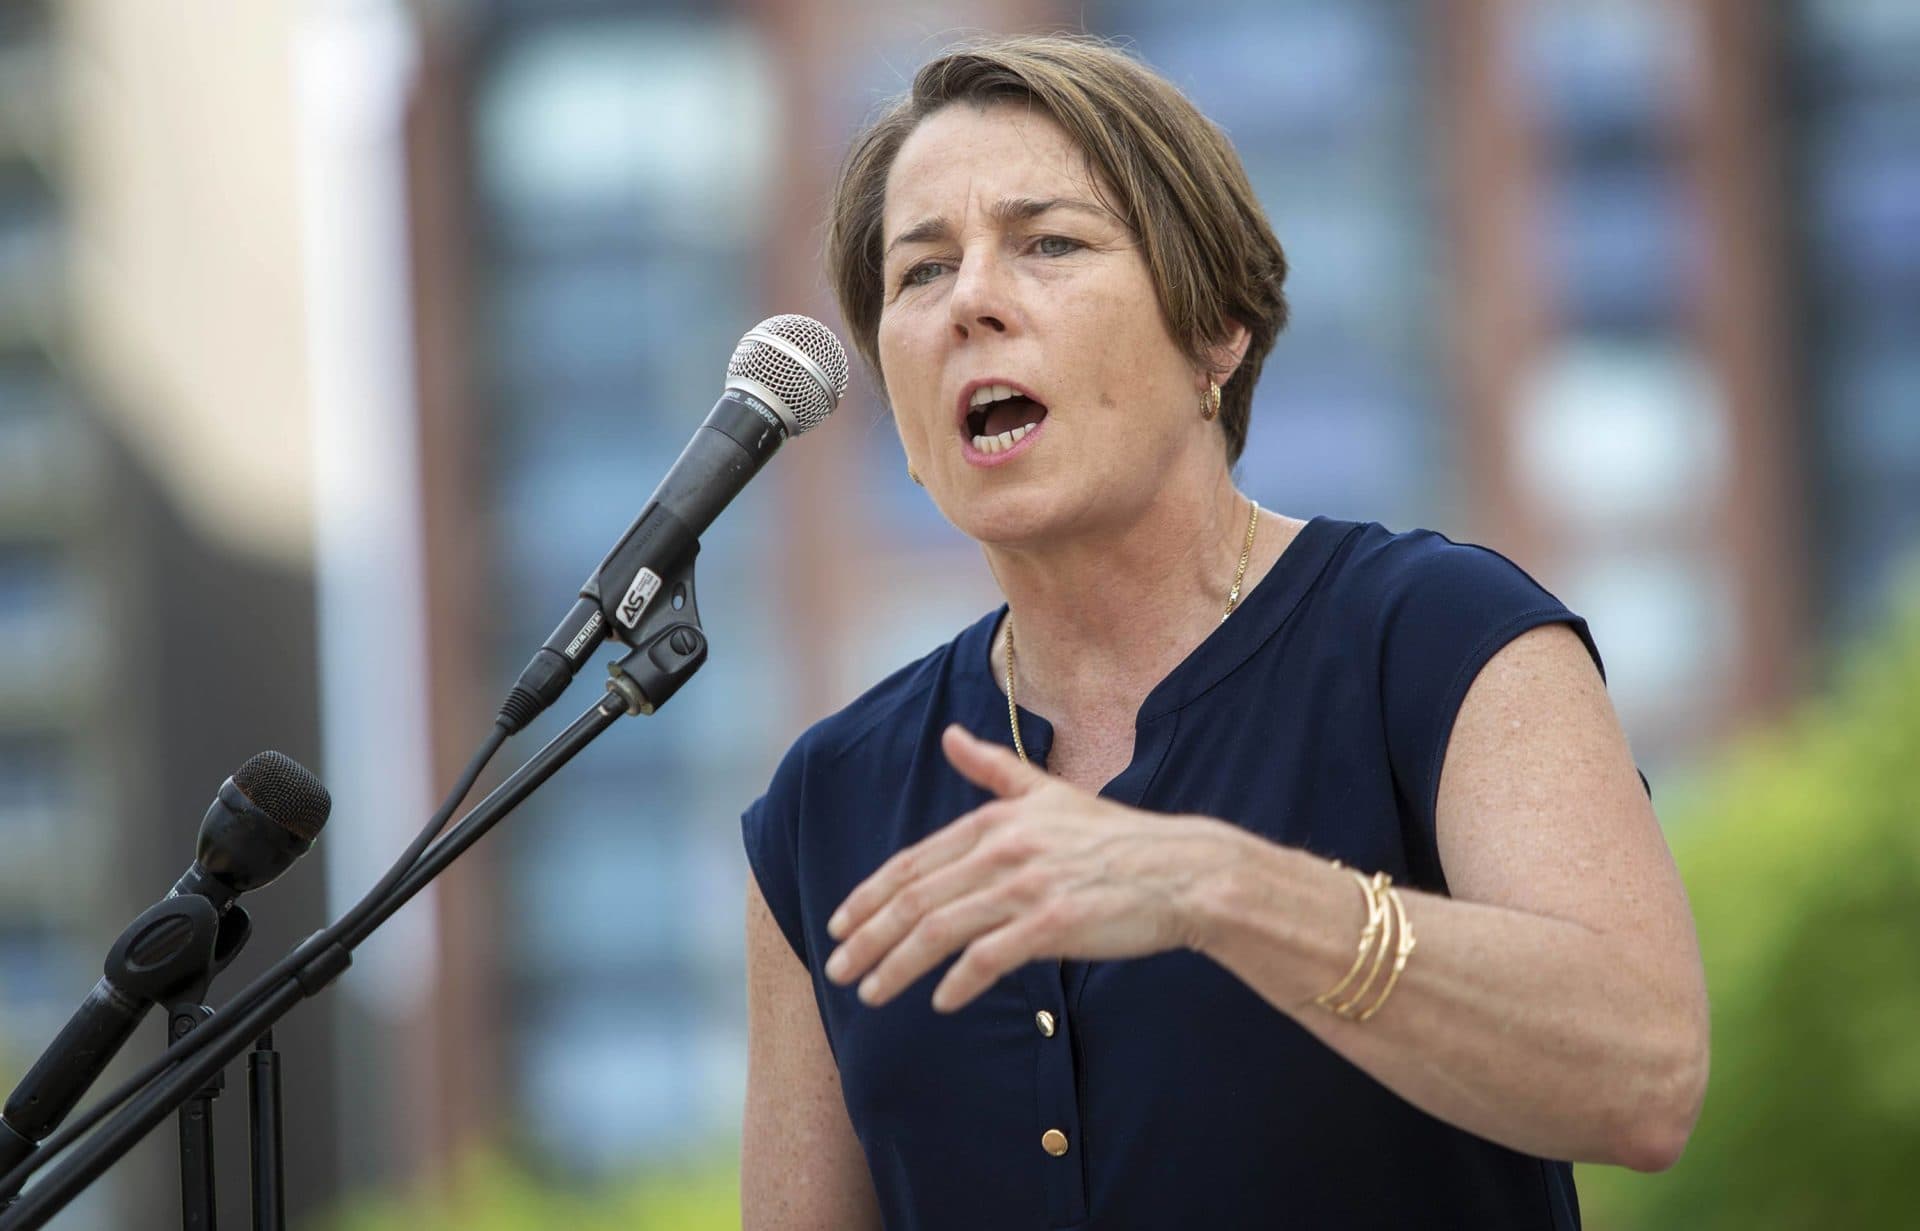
left=822, top=724, right=1240, bottom=1013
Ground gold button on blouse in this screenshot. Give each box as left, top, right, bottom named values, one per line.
left=1035, top=1010, right=1056, bottom=1037
left=1041, top=1128, right=1069, bottom=1157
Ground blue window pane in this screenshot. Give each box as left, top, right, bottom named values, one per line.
left=1808, top=105, right=1920, bottom=303
left=1542, top=165, right=1700, bottom=330
left=0, top=547, right=79, bottom=689
left=512, top=997, right=738, bottom=1168
left=1795, top=0, right=1920, bottom=641
left=1518, top=1, right=1687, bottom=148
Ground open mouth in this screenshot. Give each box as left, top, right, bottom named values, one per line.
left=964, top=384, right=1050, bottom=454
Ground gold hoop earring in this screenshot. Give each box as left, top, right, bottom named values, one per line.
left=908, top=466, right=923, bottom=486
left=1201, top=381, right=1221, bottom=421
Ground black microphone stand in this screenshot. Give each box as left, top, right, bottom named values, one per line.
left=0, top=598, right=709, bottom=1231
left=165, top=999, right=221, bottom=1231
left=168, top=905, right=254, bottom=1231
left=246, top=1032, right=283, bottom=1231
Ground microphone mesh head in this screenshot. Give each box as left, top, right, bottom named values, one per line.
left=232, top=752, right=332, bottom=842
left=725, top=314, right=848, bottom=435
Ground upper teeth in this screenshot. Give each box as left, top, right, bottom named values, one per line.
left=969, top=383, right=1022, bottom=408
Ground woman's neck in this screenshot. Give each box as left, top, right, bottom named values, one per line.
left=982, top=476, right=1287, bottom=724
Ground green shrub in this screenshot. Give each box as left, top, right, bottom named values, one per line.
left=317, top=1148, right=737, bottom=1231
left=1579, top=590, right=1920, bottom=1228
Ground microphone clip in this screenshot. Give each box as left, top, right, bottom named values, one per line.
left=0, top=893, right=248, bottom=1196
left=604, top=552, right=708, bottom=717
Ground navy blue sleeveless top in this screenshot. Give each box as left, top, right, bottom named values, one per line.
left=743, top=516, right=1631, bottom=1229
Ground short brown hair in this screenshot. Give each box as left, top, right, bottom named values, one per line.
left=825, top=33, right=1289, bottom=465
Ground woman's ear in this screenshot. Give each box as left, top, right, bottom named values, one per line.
left=1204, top=320, right=1253, bottom=388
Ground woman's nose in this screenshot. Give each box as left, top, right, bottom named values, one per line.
left=948, top=252, right=1011, bottom=340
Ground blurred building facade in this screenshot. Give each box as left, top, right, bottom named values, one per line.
left=0, top=7, right=117, bottom=1226
left=0, top=0, right=1915, bottom=1218
left=1, top=0, right=343, bottom=1227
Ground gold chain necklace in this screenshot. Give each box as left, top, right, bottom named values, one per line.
left=1004, top=498, right=1260, bottom=766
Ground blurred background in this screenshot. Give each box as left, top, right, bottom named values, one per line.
left=0, top=0, right=1915, bottom=1226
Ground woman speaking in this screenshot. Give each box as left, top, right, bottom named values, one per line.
left=740, top=34, right=1707, bottom=1230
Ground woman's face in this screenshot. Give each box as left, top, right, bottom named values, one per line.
left=876, top=102, right=1218, bottom=546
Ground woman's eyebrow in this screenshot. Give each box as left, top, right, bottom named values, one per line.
left=883, top=196, right=1112, bottom=261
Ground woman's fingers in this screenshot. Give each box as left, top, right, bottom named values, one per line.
left=824, top=757, right=1198, bottom=1013
left=931, top=908, right=1060, bottom=1012
left=840, top=879, right=1032, bottom=1008
left=829, top=729, right=1063, bottom=944
left=825, top=841, right=1008, bottom=992
left=828, top=799, right=1009, bottom=941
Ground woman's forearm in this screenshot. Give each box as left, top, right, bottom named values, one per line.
left=1176, top=819, right=1709, bottom=1171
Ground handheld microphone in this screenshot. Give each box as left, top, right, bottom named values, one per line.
left=167, top=753, right=330, bottom=913
left=0, top=753, right=330, bottom=1194
left=499, top=313, right=848, bottom=733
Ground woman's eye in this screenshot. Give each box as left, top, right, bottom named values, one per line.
left=1034, top=235, right=1082, bottom=257
left=900, top=261, right=945, bottom=288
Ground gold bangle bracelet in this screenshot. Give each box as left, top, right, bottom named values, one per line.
left=1314, top=868, right=1388, bottom=1011
left=1356, top=886, right=1417, bottom=1022
left=1331, top=872, right=1395, bottom=1017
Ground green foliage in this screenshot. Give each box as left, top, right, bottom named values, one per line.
left=317, top=1148, right=737, bottom=1231
left=1578, top=590, right=1920, bottom=1228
